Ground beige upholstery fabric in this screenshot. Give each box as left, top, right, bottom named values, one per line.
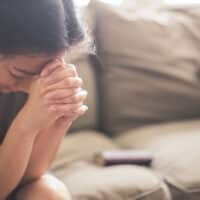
left=51, top=130, right=171, bottom=200
left=89, top=0, right=200, bottom=136
left=50, top=130, right=118, bottom=178
left=115, top=119, right=200, bottom=199
left=61, top=162, right=171, bottom=200
left=67, top=55, right=99, bottom=132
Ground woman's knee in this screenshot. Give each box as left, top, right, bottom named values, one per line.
left=14, top=174, right=71, bottom=200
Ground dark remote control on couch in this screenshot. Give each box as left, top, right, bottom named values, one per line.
left=93, top=150, right=153, bottom=167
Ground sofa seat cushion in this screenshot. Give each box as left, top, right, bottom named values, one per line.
left=116, top=119, right=200, bottom=199
left=50, top=130, right=118, bottom=178
left=51, top=130, right=171, bottom=200
left=54, top=161, right=170, bottom=200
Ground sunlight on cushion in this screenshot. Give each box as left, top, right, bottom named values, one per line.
left=165, top=0, right=200, bottom=5
left=74, top=0, right=124, bottom=7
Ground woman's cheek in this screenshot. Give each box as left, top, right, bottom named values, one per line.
left=16, top=78, right=34, bottom=93
left=0, top=78, right=17, bottom=91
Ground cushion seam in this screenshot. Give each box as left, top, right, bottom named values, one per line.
left=165, top=177, right=200, bottom=194
left=128, top=181, right=170, bottom=200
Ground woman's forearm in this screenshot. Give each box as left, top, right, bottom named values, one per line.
left=21, top=120, right=72, bottom=184
left=0, top=113, right=38, bottom=199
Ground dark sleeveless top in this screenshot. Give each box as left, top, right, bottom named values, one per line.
left=0, top=92, right=27, bottom=144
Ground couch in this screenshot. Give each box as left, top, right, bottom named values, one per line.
left=1, top=0, right=200, bottom=199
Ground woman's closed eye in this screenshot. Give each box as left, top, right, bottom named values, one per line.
left=9, top=66, right=37, bottom=79
left=9, top=70, right=28, bottom=79
left=9, top=69, right=30, bottom=79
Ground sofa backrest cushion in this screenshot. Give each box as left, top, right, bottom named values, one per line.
left=68, top=54, right=99, bottom=132
left=89, top=0, right=200, bottom=136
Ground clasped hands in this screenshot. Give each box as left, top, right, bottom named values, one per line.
left=23, top=57, right=88, bottom=132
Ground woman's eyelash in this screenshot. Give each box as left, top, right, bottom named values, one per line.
left=9, top=71, right=24, bottom=79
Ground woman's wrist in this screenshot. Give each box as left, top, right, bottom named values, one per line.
left=11, top=105, right=41, bottom=136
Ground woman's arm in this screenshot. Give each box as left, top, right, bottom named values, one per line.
left=21, top=118, right=73, bottom=184
left=21, top=63, right=88, bottom=184
left=0, top=59, right=72, bottom=199
left=0, top=109, right=39, bottom=199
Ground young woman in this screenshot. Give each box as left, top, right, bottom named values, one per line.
left=0, top=0, right=88, bottom=199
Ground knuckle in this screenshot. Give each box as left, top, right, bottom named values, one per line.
left=72, top=102, right=82, bottom=110
left=67, top=68, right=76, bottom=76
left=69, top=77, right=77, bottom=87
left=72, top=88, right=79, bottom=94
left=68, top=64, right=76, bottom=70
left=49, top=93, right=56, bottom=99
left=68, top=79, right=74, bottom=87
left=64, top=78, right=70, bottom=85
left=66, top=77, right=83, bottom=87
left=77, top=78, right=83, bottom=87
left=74, top=95, right=81, bottom=103
left=48, top=105, right=57, bottom=113
left=72, top=95, right=78, bottom=102
left=67, top=89, right=76, bottom=97
left=63, top=105, right=70, bottom=111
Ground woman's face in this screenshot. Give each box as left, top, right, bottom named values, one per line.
left=0, top=53, right=63, bottom=93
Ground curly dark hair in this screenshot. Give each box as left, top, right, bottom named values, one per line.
left=0, top=0, right=84, bottom=55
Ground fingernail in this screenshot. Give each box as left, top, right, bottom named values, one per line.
left=77, top=78, right=83, bottom=85
left=68, top=64, right=76, bottom=69
left=82, top=90, right=88, bottom=98
left=81, top=105, right=88, bottom=112
left=76, top=90, right=87, bottom=98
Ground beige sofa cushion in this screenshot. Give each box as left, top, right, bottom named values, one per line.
left=51, top=130, right=170, bottom=200
left=50, top=130, right=118, bottom=178
left=67, top=55, right=99, bottom=132
left=116, top=119, right=200, bottom=199
left=89, top=0, right=200, bottom=136
left=61, top=161, right=171, bottom=200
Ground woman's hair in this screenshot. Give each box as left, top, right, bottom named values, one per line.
left=0, top=0, right=84, bottom=55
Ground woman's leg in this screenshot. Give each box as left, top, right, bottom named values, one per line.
left=12, top=174, right=72, bottom=200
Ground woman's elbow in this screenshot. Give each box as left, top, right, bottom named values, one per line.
left=21, top=167, right=47, bottom=186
